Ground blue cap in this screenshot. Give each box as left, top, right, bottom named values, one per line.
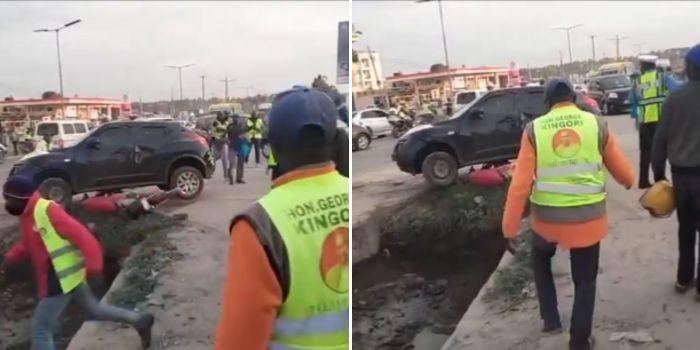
left=268, top=87, right=338, bottom=147
left=544, top=78, right=575, bottom=103
left=3, top=175, right=36, bottom=200
left=686, top=44, right=700, bottom=66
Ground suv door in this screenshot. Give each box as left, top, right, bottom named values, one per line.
left=457, top=92, right=517, bottom=163
left=74, top=125, right=135, bottom=189
left=131, top=124, right=171, bottom=183
left=514, top=90, right=548, bottom=155
left=587, top=80, right=604, bottom=105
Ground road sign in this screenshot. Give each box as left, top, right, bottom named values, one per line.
left=337, top=21, right=349, bottom=85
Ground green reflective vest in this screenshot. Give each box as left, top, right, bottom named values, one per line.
left=212, top=119, right=230, bottom=139
left=268, top=150, right=277, bottom=167
left=258, top=170, right=349, bottom=349
left=530, top=105, right=606, bottom=208
left=638, top=70, right=666, bottom=123
left=247, top=118, right=264, bottom=139
left=34, top=198, right=86, bottom=294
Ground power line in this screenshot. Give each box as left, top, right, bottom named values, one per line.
left=220, top=76, right=235, bottom=101
left=609, top=35, right=629, bottom=59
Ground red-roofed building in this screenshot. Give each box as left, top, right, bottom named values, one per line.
left=386, top=64, right=513, bottom=105
left=0, top=95, right=131, bottom=128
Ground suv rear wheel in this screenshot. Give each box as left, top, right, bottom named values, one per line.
left=40, top=178, right=72, bottom=204
left=421, top=151, right=458, bottom=186
left=170, top=166, right=204, bottom=200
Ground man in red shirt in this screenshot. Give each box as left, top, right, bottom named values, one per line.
left=1, top=176, right=154, bottom=350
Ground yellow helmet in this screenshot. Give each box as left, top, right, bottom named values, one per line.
left=639, top=180, right=675, bottom=218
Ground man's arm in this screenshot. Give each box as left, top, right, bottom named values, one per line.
left=3, top=240, right=30, bottom=267
left=47, top=203, right=103, bottom=277
left=215, top=219, right=282, bottom=349
left=502, top=131, right=537, bottom=238
left=602, top=132, right=635, bottom=188
left=651, top=100, right=672, bottom=181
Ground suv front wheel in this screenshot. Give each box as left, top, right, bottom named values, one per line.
left=40, top=178, right=72, bottom=205
left=421, top=151, right=458, bottom=186
left=170, top=166, right=204, bottom=200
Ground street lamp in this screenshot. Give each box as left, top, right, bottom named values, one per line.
left=165, top=63, right=196, bottom=100
left=552, top=23, right=583, bottom=64
left=417, top=0, right=452, bottom=102
left=34, top=19, right=82, bottom=97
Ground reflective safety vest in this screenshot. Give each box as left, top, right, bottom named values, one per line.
left=530, top=105, right=607, bottom=221
left=638, top=70, right=666, bottom=123
left=268, top=150, right=277, bottom=167
left=34, top=198, right=86, bottom=294
left=247, top=118, right=264, bottom=139
left=212, top=119, right=230, bottom=140
left=256, top=171, right=349, bottom=349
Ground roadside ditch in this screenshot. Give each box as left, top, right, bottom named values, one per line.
left=352, top=181, right=512, bottom=349
left=0, top=203, right=184, bottom=350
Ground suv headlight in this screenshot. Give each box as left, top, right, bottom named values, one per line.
left=607, top=92, right=618, bottom=99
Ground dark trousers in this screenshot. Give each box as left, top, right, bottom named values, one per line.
left=227, top=146, right=245, bottom=183
left=672, top=171, right=700, bottom=291
left=12, top=141, right=18, bottom=155
left=247, top=138, right=261, bottom=164
left=532, top=233, right=599, bottom=350
left=639, top=122, right=664, bottom=186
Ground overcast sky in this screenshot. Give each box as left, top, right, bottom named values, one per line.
left=0, top=1, right=347, bottom=102
left=353, top=1, right=700, bottom=76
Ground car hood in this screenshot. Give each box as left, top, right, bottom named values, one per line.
left=19, top=148, right=75, bottom=168
left=401, top=119, right=458, bottom=141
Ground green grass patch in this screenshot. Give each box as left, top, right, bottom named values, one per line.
left=484, top=227, right=534, bottom=307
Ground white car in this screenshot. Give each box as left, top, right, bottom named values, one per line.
left=352, top=108, right=392, bottom=138
left=35, top=120, right=90, bottom=149
left=453, top=89, right=487, bottom=111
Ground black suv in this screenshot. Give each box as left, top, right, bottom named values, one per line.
left=6, top=121, right=214, bottom=203
left=392, top=87, right=595, bottom=186
left=586, top=74, right=632, bottom=115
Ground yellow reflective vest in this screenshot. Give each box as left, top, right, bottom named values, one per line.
left=638, top=70, right=667, bottom=123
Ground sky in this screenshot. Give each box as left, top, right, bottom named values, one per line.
left=0, top=1, right=348, bottom=102
left=353, top=1, right=700, bottom=76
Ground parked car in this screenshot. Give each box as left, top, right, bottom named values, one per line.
left=352, top=122, right=372, bottom=151
left=5, top=121, right=215, bottom=203
left=35, top=120, right=91, bottom=149
left=352, top=108, right=392, bottom=138
left=392, top=86, right=599, bottom=186
left=586, top=74, right=632, bottom=115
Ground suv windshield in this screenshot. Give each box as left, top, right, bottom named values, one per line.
left=599, top=76, right=631, bottom=89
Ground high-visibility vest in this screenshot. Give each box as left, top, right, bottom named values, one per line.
left=257, top=171, right=349, bottom=349
left=530, top=105, right=606, bottom=209
left=268, top=150, right=277, bottom=167
left=638, top=70, right=666, bottom=123
left=212, top=119, right=230, bottom=139
left=34, top=198, right=86, bottom=294
left=247, top=118, right=264, bottom=139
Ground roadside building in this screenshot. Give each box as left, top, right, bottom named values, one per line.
left=0, top=95, right=131, bottom=129
left=352, top=49, right=390, bottom=110
left=386, top=64, right=511, bottom=106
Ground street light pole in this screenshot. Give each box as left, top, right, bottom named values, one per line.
left=165, top=63, right=196, bottom=100
left=552, top=24, right=583, bottom=63
left=418, top=0, right=452, bottom=102
left=34, top=19, right=81, bottom=97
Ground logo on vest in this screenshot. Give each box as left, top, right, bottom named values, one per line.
left=552, top=128, right=581, bottom=159
left=320, top=227, right=349, bottom=293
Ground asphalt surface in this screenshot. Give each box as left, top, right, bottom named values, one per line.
left=352, top=135, right=402, bottom=182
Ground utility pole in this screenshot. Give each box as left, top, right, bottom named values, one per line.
left=634, top=42, right=647, bottom=55
left=589, top=34, right=597, bottom=60
left=165, top=63, right=196, bottom=100
left=559, top=50, right=564, bottom=76
left=220, top=76, right=235, bottom=101
left=417, top=0, right=452, bottom=102
left=139, top=97, right=144, bottom=115
left=240, top=85, right=253, bottom=98
left=609, top=35, right=629, bottom=59
left=200, top=75, right=206, bottom=100
left=552, top=24, right=583, bottom=63
left=34, top=19, right=81, bottom=97
left=366, top=46, right=382, bottom=89
left=170, top=87, right=174, bottom=114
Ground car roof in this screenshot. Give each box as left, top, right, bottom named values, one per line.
left=38, top=120, right=88, bottom=124
left=591, top=74, right=628, bottom=80
left=101, top=120, right=179, bottom=127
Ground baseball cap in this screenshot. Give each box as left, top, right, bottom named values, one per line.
left=3, top=175, right=36, bottom=200
left=268, top=87, right=338, bottom=147
left=544, top=78, right=575, bottom=104
left=686, top=44, right=700, bottom=66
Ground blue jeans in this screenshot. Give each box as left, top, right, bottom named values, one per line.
left=32, top=283, right=141, bottom=350
left=212, top=139, right=230, bottom=175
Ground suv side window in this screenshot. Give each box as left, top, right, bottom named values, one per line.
left=476, top=93, right=515, bottom=116
left=516, top=91, right=547, bottom=120
left=95, top=126, right=131, bottom=147
left=362, top=111, right=379, bottom=119
left=62, top=123, right=76, bottom=135
left=74, top=123, right=87, bottom=133
left=133, top=126, right=169, bottom=146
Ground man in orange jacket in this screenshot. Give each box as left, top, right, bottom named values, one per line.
left=502, top=79, right=635, bottom=350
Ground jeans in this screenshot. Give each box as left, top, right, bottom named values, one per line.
left=639, top=122, right=664, bottom=186
left=212, top=140, right=230, bottom=177
left=532, top=233, right=599, bottom=350
left=32, top=283, right=141, bottom=350
left=672, top=171, right=700, bottom=291
left=247, top=138, right=261, bottom=164
left=227, top=146, right=245, bottom=183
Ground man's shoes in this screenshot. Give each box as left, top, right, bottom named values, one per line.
left=542, top=323, right=563, bottom=334
left=639, top=182, right=652, bottom=189
left=675, top=282, right=692, bottom=294
left=134, top=313, right=154, bottom=349
left=236, top=180, right=245, bottom=184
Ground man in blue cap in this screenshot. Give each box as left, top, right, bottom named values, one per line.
left=215, top=87, right=349, bottom=349
left=652, top=43, right=700, bottom=296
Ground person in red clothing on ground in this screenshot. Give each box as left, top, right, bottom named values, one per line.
left=1, top=176, right=154, bottom=350
left=502, top=79, right=635, bottom=350
left=215, top=87, right=349, bottom=349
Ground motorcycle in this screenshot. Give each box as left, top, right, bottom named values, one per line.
left=389, top=115, right=414, bottom=138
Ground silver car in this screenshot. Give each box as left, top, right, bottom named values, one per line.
left=351, top=108, right=392, bottom=138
